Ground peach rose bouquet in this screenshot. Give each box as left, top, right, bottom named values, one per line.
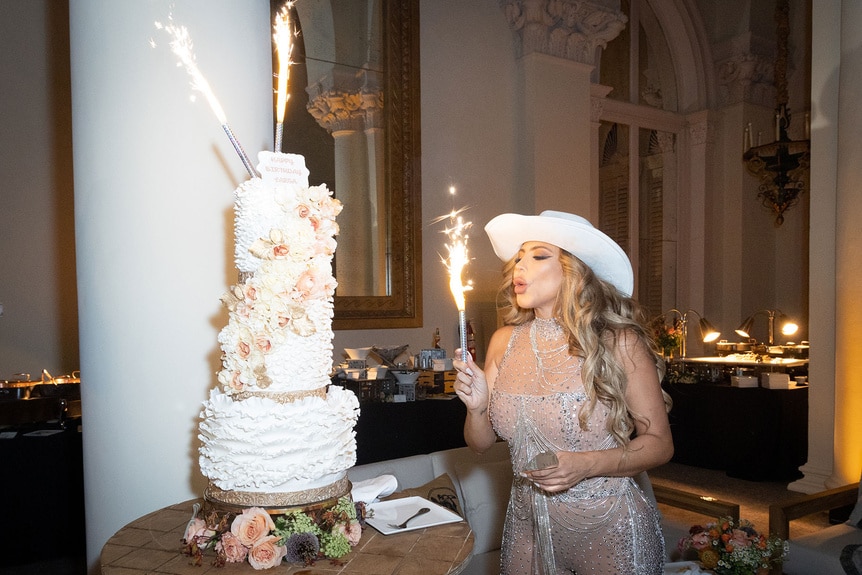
left=181, top=497, right=365, bottom=569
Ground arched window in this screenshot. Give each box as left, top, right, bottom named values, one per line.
left=597, top=0, right=690, bottom=318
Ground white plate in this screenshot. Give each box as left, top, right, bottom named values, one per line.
left=366, top=495, right=463, bottom=535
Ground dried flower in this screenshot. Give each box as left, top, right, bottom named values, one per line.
left=284, top=532, right=320, bottom=564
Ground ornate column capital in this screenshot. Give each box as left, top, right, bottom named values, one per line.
left=307, top=88, right=383, bottom=133
left=502, top=0, right=626, bottom=66
left=713, top=31, right=775, bottom=107
left=306, top=68, right=384, bottom=133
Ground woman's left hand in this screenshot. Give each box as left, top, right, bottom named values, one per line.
left=522, top=451, right=594, bottom=492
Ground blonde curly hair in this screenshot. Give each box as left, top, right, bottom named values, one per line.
left=497, top=248, right=670, bottom=447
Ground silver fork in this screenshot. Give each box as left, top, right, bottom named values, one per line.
left=387, top=507, right=431, bottom=529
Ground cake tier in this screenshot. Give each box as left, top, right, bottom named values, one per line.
left=199, top=386, right=359, bottom=493
left=218, top=296, right=334, bottom=394
left=233, top=152, right=311, bottom=275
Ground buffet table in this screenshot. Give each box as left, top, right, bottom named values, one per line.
left=1, top=377, right=84, bottom=571
left=101, top=499, right=475, bottom=575
left=663, top=380, right=808, bottom=481
left=354, top=397, right=467, bottom=464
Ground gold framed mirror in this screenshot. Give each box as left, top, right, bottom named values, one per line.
left=273, top=0, right=422, bottom=330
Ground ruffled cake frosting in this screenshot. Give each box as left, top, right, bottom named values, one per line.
left=199, top=386, right=358, bottom=493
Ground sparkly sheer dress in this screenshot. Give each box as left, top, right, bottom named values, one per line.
left=490, top=318, right=664, bottom=575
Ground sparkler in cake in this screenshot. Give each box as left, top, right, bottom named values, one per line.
left=272, top=3, right=295, bottom=152
left=154, top=17, right=258, bottom=178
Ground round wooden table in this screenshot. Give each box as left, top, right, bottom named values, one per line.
left=101, top=499, right=475, bottom=575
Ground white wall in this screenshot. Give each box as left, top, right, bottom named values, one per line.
left=0, top=0, right=78, bottom=377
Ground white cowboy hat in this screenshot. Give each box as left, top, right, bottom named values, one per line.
left=484, top=210, right=634, bottom=296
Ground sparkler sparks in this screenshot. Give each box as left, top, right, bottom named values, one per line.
left=273, top=2, right=296, bottom=152
left=154, top=17, right=259, bottom=178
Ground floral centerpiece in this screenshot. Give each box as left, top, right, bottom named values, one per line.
left=652, top=316, right=683, bottom=359
left=182, top=497, right=365, bottom=569
left=678, top=516, right=788, bottom=575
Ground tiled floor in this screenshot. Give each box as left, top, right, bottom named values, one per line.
left=651, top=460, right=833, bottom=538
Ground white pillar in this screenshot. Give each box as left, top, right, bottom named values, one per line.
left=519, top=52, right=594, bottom=215
left=366, top=126, right=387, bottom=294
left=831, top=0, right=862, bottom=486
left=332, top=128, right=373, bottom=295
left=69, top=1, right=272, bottom=570
left=793, top=2, right=839, bottom=493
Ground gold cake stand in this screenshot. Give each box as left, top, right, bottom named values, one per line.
left=203, top=476, right=352, bottom=515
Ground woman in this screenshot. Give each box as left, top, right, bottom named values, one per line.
left=453, top=210, right=674, bottom=575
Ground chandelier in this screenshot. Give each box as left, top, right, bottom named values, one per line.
left=742, top=0, right=810, bottom=226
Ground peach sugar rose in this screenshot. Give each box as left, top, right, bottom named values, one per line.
left=231, top=507, right=276, bottom=547
left=215, top=531, right=248, bottom=563
left=184, top=517, right=215, bottom=546
left=337, top=520, right=362, bottom=546
left=248, top=535, right=287, bottom=570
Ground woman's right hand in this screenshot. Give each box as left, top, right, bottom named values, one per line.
left=452, top=352, right=490, bottom=413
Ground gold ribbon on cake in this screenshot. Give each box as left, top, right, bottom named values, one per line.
left=232, top=386, right=328, bottom=403
left=205, top=476, right=351, bottom=513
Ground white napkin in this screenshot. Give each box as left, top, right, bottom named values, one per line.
left=351, top=474, right=398, bottom=504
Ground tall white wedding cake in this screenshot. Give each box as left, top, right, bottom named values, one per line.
left=198, top=151, right=359, bottom=509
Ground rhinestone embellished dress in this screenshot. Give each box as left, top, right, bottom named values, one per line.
left=490, top=318, right=665, bottom=574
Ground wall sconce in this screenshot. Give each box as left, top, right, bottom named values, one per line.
left=741, top=0, right=809, bottom=227
left=665, top=308, right=721, bottom=359
left=734, top=309, right=799, bottom=345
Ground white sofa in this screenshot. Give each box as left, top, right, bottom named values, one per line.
left=349, top=442, right=739, bottom=574
left=768, top=478, right=862, bottom=575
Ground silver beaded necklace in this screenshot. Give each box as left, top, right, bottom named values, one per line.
left=529, top=317, right=581, bottom=389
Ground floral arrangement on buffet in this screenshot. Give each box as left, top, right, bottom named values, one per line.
left=677, top=516, right=788, bottom=575
left=664, top=363, right=699, bottom=384
left=182, top=497, right=365, bottom=569
left=652, top=316, right=684, bottom=359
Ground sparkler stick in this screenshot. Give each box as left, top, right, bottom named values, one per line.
left=437, top=186, right=472, bottom=362
left=273, top=4, right=294, bottom=152
left=221, top=124, right=258, bottom=178
left=155, top=19, right=259, bottom=178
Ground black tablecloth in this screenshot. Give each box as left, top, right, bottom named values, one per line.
left=0, top=418, right=86, bottom=568
left=663, top=381, right=808, bottom=481
left=354, top=398, right=468, bottom=464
